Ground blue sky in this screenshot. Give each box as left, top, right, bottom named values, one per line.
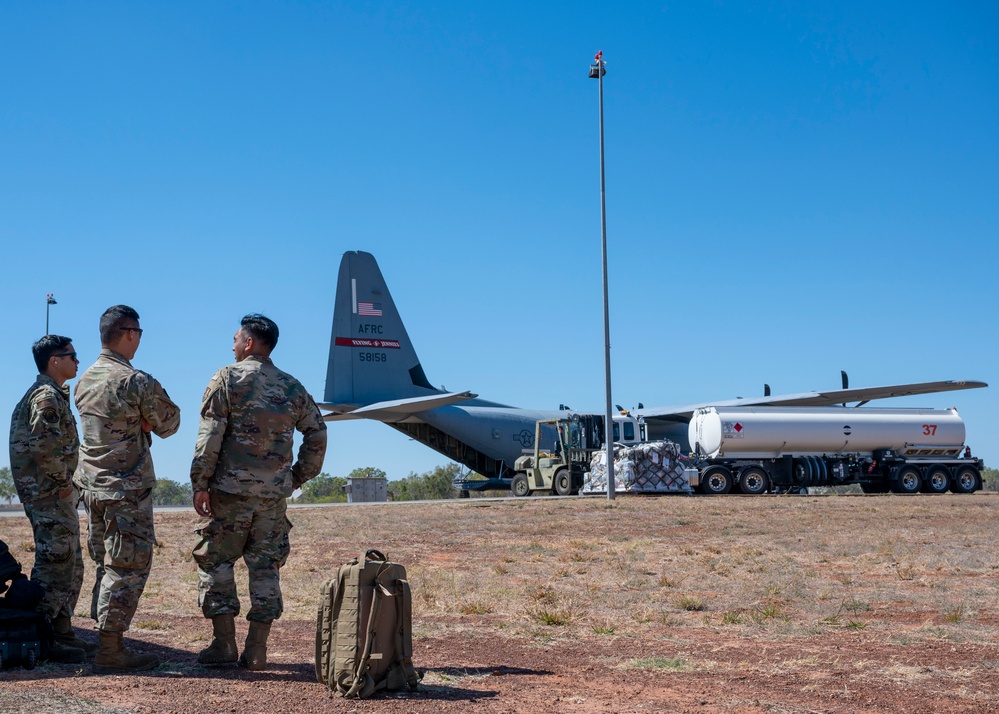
left=2, top=2, right=996, bottom=487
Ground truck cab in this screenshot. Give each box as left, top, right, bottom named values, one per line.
left=612, top=414, right=645, bottom=446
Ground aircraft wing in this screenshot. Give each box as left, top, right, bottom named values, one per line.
left=634, top=379, right=989, bottom=422
left=320, top=391, right=477, bottom=422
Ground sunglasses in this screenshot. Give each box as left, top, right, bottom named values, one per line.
left=53, top=352, right=79, bottom=361
left=121, top=327, right=144, bottom=336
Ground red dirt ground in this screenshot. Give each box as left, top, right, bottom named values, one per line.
left=1, top=494, right=997, bottom=713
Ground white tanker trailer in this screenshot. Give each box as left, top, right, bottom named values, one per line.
left=687, top=406, right=983, bottom=495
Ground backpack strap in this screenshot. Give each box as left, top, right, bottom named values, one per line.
left=343, top=560, right=393, bottom=699
left=326, top=559, right=355, bottom=692
left=392, top=578, right=420, bottom=689
left=315, top=578, right=341, bottom=685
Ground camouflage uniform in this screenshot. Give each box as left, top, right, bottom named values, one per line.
left=190, top=355, right=326, bottom=623
left=74, top=349, right=180, bottom=633
left=8, top=375, right=84, bottom=621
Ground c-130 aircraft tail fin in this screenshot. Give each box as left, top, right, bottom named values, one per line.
left=322, top=251, right=472, bottom=420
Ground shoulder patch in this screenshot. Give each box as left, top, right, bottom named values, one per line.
left=32, top=391, right=59, bottom=411
left=202, top=370, right=228, bottom=401
left=42, top=406, right=60, bottom=424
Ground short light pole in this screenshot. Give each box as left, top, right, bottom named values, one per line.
left=589, top=51, right=615, bottom=501
left=46, top=293, right=57, bottom=335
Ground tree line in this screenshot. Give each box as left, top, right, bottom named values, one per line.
left=293, top=464, right=497, bottom=503
left=170, top=464, right=485, bottom=505
left=0, top=465, right=492, bottom=506
left=145, top=465, right=480, bottom=506
left=2, top=464, right=998, bottom=506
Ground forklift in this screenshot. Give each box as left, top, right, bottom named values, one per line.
left=510, top=414, right=611, bottom=496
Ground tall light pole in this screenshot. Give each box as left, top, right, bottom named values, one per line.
left=589, top=51, right=615, bottom=501
left=46, top=293, right=57, bottom=335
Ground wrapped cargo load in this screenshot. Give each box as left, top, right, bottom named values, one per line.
left=582, top=440, right=692, bottom=494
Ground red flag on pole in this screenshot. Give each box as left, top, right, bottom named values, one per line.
left=594, top=50, right=603, bottom=61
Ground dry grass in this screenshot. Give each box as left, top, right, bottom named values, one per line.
left=219, top=496, right=974, bottom=639
left=12, top=495, right=977, bottom=643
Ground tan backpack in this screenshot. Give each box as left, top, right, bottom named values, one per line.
left=315, top=549, right=420, bottom=698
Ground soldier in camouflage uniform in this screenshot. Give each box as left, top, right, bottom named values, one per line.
left=9, top=334, right=93, bottom=663
left=74, top=305, right=180, bottom=674
left=190, top=314, right=327, bottom=670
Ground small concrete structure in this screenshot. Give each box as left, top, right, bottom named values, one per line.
left=345, top=476, right=388, bottom=503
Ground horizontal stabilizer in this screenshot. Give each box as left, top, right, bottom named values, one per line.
left=320, top=391, right=477, bottom=422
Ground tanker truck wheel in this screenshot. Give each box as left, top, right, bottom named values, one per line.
left=700, top=466, right=732, bottom=495
left=923, top=466, right=950, bottom=494
left=891, top=466, right=922, bottom=494
left=738, top=467, right=769, bottom=495
left=511, top=473, right=531, bottom=497
left=951, top=466, right=979, bottom=494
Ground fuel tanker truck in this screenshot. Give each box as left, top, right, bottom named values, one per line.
left=686, top=406, right=984, bottom=495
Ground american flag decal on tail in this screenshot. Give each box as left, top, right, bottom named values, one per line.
left=358, top=302, right=382, bottom=316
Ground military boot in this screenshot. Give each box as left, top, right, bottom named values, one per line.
left=237, top=620, right=271, bottom=671
left=52, top=614, right=98, bottom=657
left=197, top=613, right=238, bottom=665
left=46, top=638, right=87, bottom=664
left=93, top=630, right=160, bottom=674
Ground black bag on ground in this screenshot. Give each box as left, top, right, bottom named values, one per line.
left=315, top=549, right=420, bottom=698
left=0, top=539, right=50, bottom=670
left=0, top=607, right=50, bottom=670
left=0, top=539, right=23, bottom=595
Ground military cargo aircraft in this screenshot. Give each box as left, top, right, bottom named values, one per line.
left=320, top=251, right=987, bottom=491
